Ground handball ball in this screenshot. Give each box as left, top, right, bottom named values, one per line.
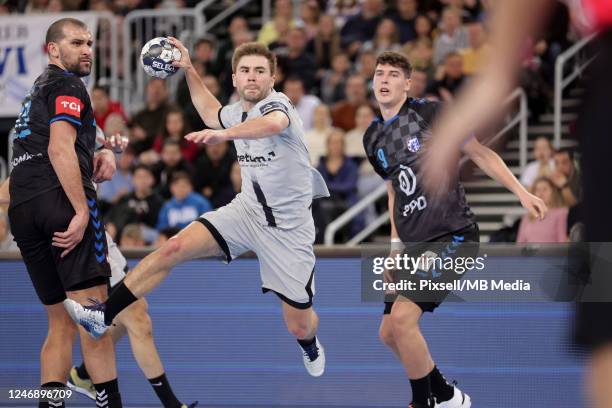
left=140, top=37, right=182, bottom=79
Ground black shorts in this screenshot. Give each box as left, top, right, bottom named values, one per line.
left=573, top=29, right=612, bottom=350
left=384, top=223, right=480, bottom=314
left=9, top=188, right=111, bottom=305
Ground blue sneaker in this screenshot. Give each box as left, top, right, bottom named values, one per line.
left=63, top=298, right=109, bottom=338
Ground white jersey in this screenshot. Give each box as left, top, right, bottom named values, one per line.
left=219, top=91, right=329, bottom=229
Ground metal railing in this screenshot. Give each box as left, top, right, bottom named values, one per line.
left=324, top=88, right=528, bottom=246
left=554, top=34, right=597, bottom=148
left=93, top=11, right=121, bottom=101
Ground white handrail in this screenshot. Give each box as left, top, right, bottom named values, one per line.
left=554, top=34, right=596, bottom=148
left=323, top=87, right=528, bottom=246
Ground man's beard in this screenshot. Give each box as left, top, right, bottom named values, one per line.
left=240, top=87, right=267, bottom=103
left=60, top=52, right=91, bottom=77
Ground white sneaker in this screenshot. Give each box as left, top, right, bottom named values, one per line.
left=63, top=298, right=109, bottom=339
left=300, top=337, right=325, bottom=377
left=435, top=384, right=471, bottom=408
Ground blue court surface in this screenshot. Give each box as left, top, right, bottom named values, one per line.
left=0, top=257, right=587, bottom=407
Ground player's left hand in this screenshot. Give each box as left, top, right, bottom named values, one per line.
left=519, top=191, right=548, bottom=221
left=93, top=148, right=117, bottom=182
left=185, top=129, right=227, bottom=145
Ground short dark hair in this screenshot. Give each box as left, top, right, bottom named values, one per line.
left=284, top=76, right=304, bottom=87
left=232, top=42, right=277, bottom=75
left=376, top=51, right=412, bottom=78
left=555, top=147, right=574, bottom=161
left=195, top=36, right=215, bottom=49
left=45, top=18, right=88, bottom=45
left=133, top=164, right=154, bottom=176
left=170, top=171, right=192, bottom=185
left=93, top=85, right=110, bottom=95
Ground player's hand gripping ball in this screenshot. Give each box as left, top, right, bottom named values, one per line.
left=140, top=37, right=182, bottom=79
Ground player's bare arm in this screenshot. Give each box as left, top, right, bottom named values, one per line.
left=48, top=120, right=89, bottom=257
left=185, top=111, right=289, bottom=144
left=169, top=36, right=223, bottom=129
left=462, top=137, right=547, bottom=220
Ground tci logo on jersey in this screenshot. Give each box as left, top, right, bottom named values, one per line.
left=55, top=96, right=84, bottom=118
left=405, top=137, right=420, bottom=152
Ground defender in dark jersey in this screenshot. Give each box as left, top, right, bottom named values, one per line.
left=365, top=52, right=547, bottom=408
left=8, top=18, right=123, bottom=408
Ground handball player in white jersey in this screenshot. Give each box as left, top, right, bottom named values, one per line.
left=64, top=40, right=329, bottom=377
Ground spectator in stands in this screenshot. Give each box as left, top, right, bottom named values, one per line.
left=103, top=112, right=127, bottom=139
left=327, top=0, right=360, bottom=28
left=98, top=147, right=135, bottom=209
left=315, top=129, right=362, bottom=241
left=340, top=0, right=385, bottom=57
left=194, top=141, right=237, bottom=209
left=127, top=121, right=150, bottom=156
left=387, top=0, right=418, bottom=44
left=357, top=51, right=377, bottom=90
left=47, top=0, right=62, bottom=12
left=345, top=104, right=375, bottom=159
left=519, top=136, right=555, bottom=189
left=299, top=0, right=321, bottom=40
left=258, top=0, right=295, bottom=46
left=132, top=78, right=171, bottom=144
left=403, top=38, right=435, bottom=77
left=551, top=148, right=581, bottom=206
left=105, top=164, right=164, bottom=242
left=413, top=14, right=434, bottom=43
left=92, top=85, right=127, bottom=131
left=120, top=224, right=147, bottom=249
left=277, top=27, right=318, bottom=90
left=408, top=68, right=428, bottom=99
left=428, top=51, right=465, bottom=101
left=0, top=209, right=18, bottom=251
left=305, top=104, right=337, bottom=165
left=154, top=140, right=194, bottom=199
left=157, top=172, right=212, bottom=230
left=307, top=14, right=342, bottom=71
left=361, top=18, right=402, bottom=55
left=152, top=108, right=199, bottom=163
left=332, top=74, right=371, bottom=131
left=459, top=22, right=490, bottom=75
left=433, top=7, right=469, bottom=65
left=283, top=76, right=321, bottom=131
left=216, top=15, right=250, bottom=68
left=320, top=52, right=351, bottom=105
left=267, top=16, right=291, bottom=51
left=517, top=177, right=567, bottom=243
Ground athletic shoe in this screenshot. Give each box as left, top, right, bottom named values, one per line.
left=181, top=402, right=198, bottom=408
left=63, top=298, right=109, bottom=339
left=435, top=383, right=471, bottom=408
left=301, top=337, right=325, bottom=377
left=67, top=366, right=95, bottom=400
left=409, top=402, right=433, bottom=408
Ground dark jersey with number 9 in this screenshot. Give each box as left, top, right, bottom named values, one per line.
left=363, top=97, right=475, bottom=242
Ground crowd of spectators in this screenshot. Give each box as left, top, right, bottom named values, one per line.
left=0, top=0, right=578, bottom=246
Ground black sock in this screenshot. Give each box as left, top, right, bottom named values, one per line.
left=297, top=336, right=316, bottom=348
left=104, top=281, right=138, bottom=325
left=39, top=382, right=65, bottom=408
left=429, top=366, right=454, bottom=402
left=94, top=378, right=123, bottom=408
left=76, top=362, right=90, bottom=380
left=410, top=374, right=433, bottom=406
left=148, top=373, right=182, bottom=408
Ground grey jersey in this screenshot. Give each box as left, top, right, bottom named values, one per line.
left=219, top=91, right=328, bottom=229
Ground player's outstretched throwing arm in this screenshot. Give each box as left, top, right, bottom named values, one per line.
left=169, top=36, right=223, bottom=129
left=185, top=111, right=289, bottom=145
left=461, top=136, right=548, bottom=220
